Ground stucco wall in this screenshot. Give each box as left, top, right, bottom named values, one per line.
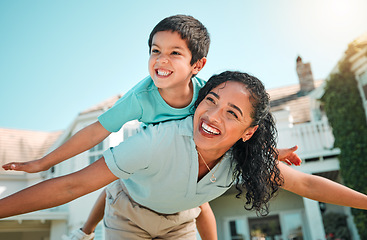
left=210, top=188, right=305, bottom=240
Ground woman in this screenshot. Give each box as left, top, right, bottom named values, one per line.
left=1, top=71, right=366, bottom=240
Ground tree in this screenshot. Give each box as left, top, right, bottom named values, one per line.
left=321, top=46, right=367, bottom=238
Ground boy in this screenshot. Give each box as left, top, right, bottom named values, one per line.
left=4, top=14, right=209, bottom=174
left=4, top=14, right=212, bottom=240
left=3, top=15, right=300, bottom=240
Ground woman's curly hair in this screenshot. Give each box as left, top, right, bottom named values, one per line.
left=194, top=71, right=283, bottom=216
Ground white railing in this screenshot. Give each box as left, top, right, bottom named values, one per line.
left=277, top=119, right=340, bottom=160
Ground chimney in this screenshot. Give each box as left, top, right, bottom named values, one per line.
left=296, top=56, right=315, bottom=93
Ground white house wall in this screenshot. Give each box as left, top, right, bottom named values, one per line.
left=210, top=189, right=306, bottom=240
left=0, top=175, right=30, bottom=198
left=66, top=189, right=105, bottom=236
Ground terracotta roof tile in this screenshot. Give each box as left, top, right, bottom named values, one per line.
left=267, top=80, right=324, bottom=124
left=0, top=128, right=63, bottom=172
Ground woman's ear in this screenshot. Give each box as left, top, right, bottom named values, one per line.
left=192, top=57, right=207, bottom=74
left=242, top=125, right=258, bottom=142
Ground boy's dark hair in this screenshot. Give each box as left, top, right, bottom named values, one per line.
left=148, top=15, right=210, bottom=65
left=194, top=71, right=283, bottom=216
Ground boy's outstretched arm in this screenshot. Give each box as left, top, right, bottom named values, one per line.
left=279, top=162, right=367, bottom=209
left=197, top=202, right=218, bottom=240
left=277, top=145, right=302, bottom=166
left=2, top=121, right=111, bottom=173
left=0, top=157, right=118, bottom=219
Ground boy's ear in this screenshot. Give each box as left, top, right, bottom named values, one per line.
left=241, top=125, right=258, bottom=142
left=192, top=57, right=207, bottom=75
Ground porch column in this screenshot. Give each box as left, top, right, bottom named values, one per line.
left=50, top=220, right=67, bottom=240
left=344, top=207, right=360, bottom=240
left=303, top=197, right=325, bottom=240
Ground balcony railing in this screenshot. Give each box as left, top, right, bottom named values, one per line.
left=277, top=119, right=340, bottom=161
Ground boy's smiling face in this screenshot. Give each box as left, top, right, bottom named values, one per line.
left=148, top=31, right=203, bottom=92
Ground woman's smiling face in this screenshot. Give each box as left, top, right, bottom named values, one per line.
left=193, top=81, right=258, bottom=156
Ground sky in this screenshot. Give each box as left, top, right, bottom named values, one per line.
left=1, top=0, right=367, bottom=132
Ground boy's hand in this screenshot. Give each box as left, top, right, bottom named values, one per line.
left=277, top=146, right=302, bottom=166
left=2, top=159, right=48, bottom=173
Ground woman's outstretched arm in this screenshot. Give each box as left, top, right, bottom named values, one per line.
left=0, top=157, right=118, bottom=219
left=279, top=162, right=367, bottom=209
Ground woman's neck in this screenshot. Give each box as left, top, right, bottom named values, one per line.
left=196, top=147, right=226, bottom=166
left=196, top=147, right=225, bottom=182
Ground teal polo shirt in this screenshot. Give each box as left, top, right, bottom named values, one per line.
left=98, top=76, right=206, bottom=132
left=103, top=116, right=235, bottom=214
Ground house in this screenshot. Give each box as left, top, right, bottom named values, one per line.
left=343, top=32, right=367, bottom=120
left=1, top=32, right=366, bottom=240
left=0, top=128, right=64, bottom=240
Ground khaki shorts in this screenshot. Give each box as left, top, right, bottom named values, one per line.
left=104, top=180, right=201, bottom=240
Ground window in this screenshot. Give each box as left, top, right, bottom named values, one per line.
left=248, top=215, right=282, bottom=240
left=90, top=142, right=104, bottom=152
left=229, top=219, right=247, bottom=240
left=89, top=142, right=104, bottom=164
left=226, top=213, right=305, bottom=240
left=281, top=212, right=304, bottom=240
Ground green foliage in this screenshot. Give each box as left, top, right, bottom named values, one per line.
left=321, top=52, right=367, bottom=238
left=323, top=212, right=350, bottom=240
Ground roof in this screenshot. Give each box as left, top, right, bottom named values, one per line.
left=80, top=94, right=123, bottom=115
left=267, top=79, right=324, bottom=124
left=0, top=128, right=63, bottom=172
left=353, top=31, right=367, bottom=47
left=330, top=31, right=367, bottom=75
